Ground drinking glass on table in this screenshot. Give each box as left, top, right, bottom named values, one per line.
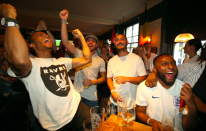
left=122, top=97, right=136, bottom=127
left=90, top=106, right=105, bottom=131
left=161, top=113, right=175, bottom=131
left=117, top=93, right=129, bottom=127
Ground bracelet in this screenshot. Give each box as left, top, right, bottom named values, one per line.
left=5, top=22, right=19, bottom=29
left=147, top=118, right=151, bottom=125
left=7, top=17, right=18, bottom=24
left=61, top=20, right=68, bottom=24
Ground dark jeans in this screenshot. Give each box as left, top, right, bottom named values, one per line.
left=57, top=101, right=90, bottom=131
left=81, top=97, right=98, bottom=107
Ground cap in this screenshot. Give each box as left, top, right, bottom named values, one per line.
left=85, top=35, right=99, bottom=45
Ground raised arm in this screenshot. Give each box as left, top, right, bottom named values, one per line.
left=35, top=20, right=57, bottom=52
left=70, top=29, right=91, bottom=68
left=0, top=4, right=31, bottom=76
left=59, top=9, right=76, bottom=55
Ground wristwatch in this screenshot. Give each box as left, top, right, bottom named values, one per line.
left=1, top=17, right=18, bottom=26
left=1, top=17, right=6, bottom=26
left=5, top=22, right=19, bottom=29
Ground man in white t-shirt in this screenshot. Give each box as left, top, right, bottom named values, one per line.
left=143, top=43, right=157, bottom=73
left=60, top=10, right=106, bottom=107
left=1, top=4, right=92, bottom=131
left=107, top=34, right=146, bottom=112
left=136, top=54, right=198, bottom=131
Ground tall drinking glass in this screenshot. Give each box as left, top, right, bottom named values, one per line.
left=90, top=106, right=105, bottom=131
left=161, top=113, right=175, bottom=131
left=117, top=93, right=128, bottom=127
left=122, top=97, right=136, bottom=127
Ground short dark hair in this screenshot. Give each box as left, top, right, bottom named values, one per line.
left=115, top=34, right=126, bottom=39
left=153, top=53, right=171, bottom=66
left=28, top=31, right=47, bottom=44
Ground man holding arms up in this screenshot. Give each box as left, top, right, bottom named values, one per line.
left=60, top=10, right=106, bottom=107
left=0, top=4, right=91, bottom=131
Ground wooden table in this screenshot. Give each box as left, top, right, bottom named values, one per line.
left=102, top=114, right=152, bottom=131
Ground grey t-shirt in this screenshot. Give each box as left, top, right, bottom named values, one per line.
left=74, top=49, right=106, bottom=100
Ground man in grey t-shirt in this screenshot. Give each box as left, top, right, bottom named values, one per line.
left=60, top=10, right=106, bottom=107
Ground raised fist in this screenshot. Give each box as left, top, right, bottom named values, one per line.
left=59, top=9, right=69, bottom=20
left=0, top=3, right=17, bottom=19
left=72, top=29, right=83, bottom=39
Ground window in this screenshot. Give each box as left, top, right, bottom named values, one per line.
left=126, top=23, right=139, bottom=52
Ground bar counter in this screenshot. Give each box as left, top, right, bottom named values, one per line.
left=103, top=114, right=152, bottom=131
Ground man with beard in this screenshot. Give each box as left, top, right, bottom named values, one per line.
left=136, top=54, right=198, bottom=131
left=107, top=34, right=146, bottom=112
left=60, top=10, right=106, bottom=107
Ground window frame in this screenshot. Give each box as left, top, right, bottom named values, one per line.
left=125, top=23, right=140, bottom=52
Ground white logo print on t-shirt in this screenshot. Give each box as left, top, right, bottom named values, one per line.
left=40, top=64, right=70, bottom=97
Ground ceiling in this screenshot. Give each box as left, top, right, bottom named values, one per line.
left=0, top=0, right=162, bottom=36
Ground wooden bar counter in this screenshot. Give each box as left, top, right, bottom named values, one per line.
left=102, top=114, right=152, bottom=131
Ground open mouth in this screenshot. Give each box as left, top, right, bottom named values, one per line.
left=43, top=39, right=51, bottom=43
left=117, top=43, right=124, bottom=48
left=166, top=72, right=174, bottom=79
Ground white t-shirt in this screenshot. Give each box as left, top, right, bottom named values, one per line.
left=136, top=80, right=188, bottom=131
left=144, top=53, right=157, bottom=71
left=74, top=49, right=105, bottom=101
left=107, top=53, right=146, bottom=105
left=8, top=57, right=81, bottom=131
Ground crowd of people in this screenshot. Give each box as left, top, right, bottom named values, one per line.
left=0, top=3, right=205, bottom=131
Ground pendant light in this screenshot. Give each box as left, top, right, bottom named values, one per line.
left=174, top=33, right=194, bottom=42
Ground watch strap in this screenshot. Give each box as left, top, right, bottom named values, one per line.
left=5, top=22, right=19, bottom=29
left=6, top=17, right=18, bottom=24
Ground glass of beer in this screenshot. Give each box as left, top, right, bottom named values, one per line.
left=121, top=97, right=135, bottom=127
left=117, top=93, right=128, bottom=127
left=161, top=113, right=175, bottom=131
